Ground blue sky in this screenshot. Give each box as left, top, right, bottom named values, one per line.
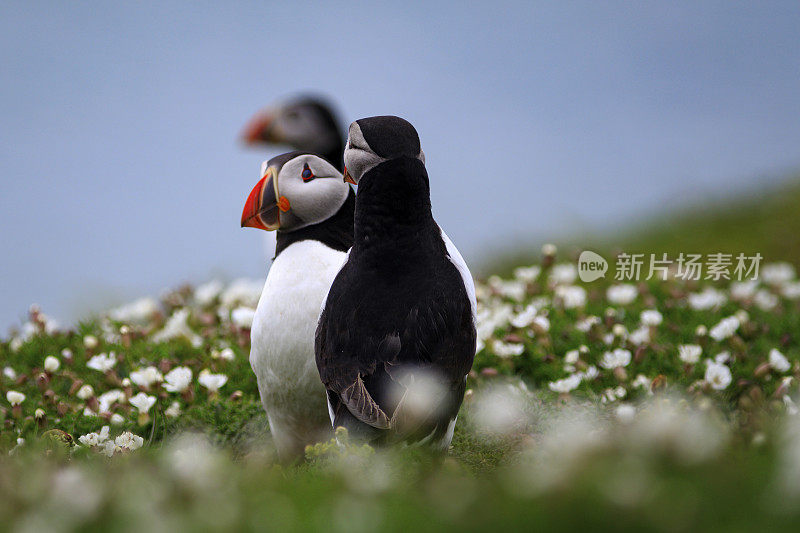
left=1, top=1, right=799, bottom=329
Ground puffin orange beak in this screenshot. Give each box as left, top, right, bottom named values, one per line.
left=241, top=167, right=282, bottom=231
left=241, top=110, right=275, bottom=145
left=343, top=166, right=356, bottom=185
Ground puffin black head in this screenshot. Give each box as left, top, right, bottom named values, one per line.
left=241, top=96, right=343, bottom=164
left=342, top=116, right=425, bottom=185
left=241, top=152, right=349, bottom=232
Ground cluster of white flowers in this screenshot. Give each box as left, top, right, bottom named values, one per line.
left=78, top=426, right=144, bottom=457
left=87, top=352, right=117, bottom=372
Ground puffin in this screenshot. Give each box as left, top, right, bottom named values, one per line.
left=315, top=116, right=477, bottom=450
left=241, top=95, right=345, bottom=171
left=241, top=151, right=355, bottom=461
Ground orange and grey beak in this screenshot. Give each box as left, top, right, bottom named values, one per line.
left=241, top=110, right=277, bottom=145
left=343, top=166, right=356, bottom=185
left=241, top=166, right=283, bottom=231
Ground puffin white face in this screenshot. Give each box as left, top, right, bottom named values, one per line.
left=242, top=98, right=340, bottom=156
left=241, top=152, right=349, bottom=233
left=342, top=117, right=425, bottom=185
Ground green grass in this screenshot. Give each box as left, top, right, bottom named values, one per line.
left=483, top=175, right=800, bottom=278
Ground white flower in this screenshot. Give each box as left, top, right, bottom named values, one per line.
left=109, top=297, right=159, bottom=324
left=678, top=344, right=702, bottom=364
left=35, top=408, right=45, bottom=420
left=513, top=265, right=541, bottom=283
left=705, top=361, right=732, bottom=390
left=709, top=316, right=740, bottom=341
left=769, top=349, right=791, bottom=373
left=607, top=284, right=638, bottom=305
left=488, top=276, right=527, bottom=301
left=580, top=365, right=600, bottom=380
left=628, top=326, right=650, bottom=346
left=490, top=340, right=525, bottom=358
left=129, top=392, right=156, bottom=413
left=714, top=351, right=731, bottom=364
left=115, top=432, right=144, bottom=451
left=761, top=262, right=795, bottom=285
left=575, top=316, right=600, bottom=332
left=640, top=309, right=663, bottom=326
left=3, top=367, right=17, bottom=380
left=217, top=347, right=235, bottom=361
left=754, top=289, right=778, bottom=311
left=194, top=279, right=224, bottom=306
left=163, top=367, right=193, bottom=393
left=632, top=374, right=651, bottom=390
left=231, top=306, right=256, bottom=329
left=78, top=426, right=110, bottom=448
left=600, top=349, right=632, bottom=369
left=687, top=288, right=727, bottom=310
left=87, top=352, right=117, bottom=372
left=6, top=390, right=25, bottom=406
left=612, top=324, right=628, bottom=338
left=129, top=366, right=164, bottom=389
left=510, top=304, right=539, bottom=328
left=83, top=335, right=99, bottom=349
left=695, top=325, right=708, bottom=336
left=555, top=285, right=586, bottom=309
left=77, top=384, right=95, bottom=400
left=97, top=389, right=126, bottom=413
left=110, top=413, right=125, bottom=425
left=198, top=370, right=228, bottom=393
left=781, top=282, right=800, bottom=300
left=730, top=280, right=758, bottom=300
left=542, top=243, right=558, bottom=256
left=548, top=375, right=581, bottom=393
left=564, top=349, right=580, bottom=364
left=549, top=263, right=577, bottom=285
left=165, top=401, right=182, bottom=418
left=151, top=308, right=202, bottom=347
left=220, top=278, right=263, bottom=309
left=44, top=355, right=60, bottom=373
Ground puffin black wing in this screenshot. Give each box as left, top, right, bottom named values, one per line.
left=315, top=229, right=476, bottom=443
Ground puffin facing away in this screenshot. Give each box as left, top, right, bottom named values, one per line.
left=241, top=95, right=345, bottom=171
left=241, top=152, right=354, bottom=461
left=315, top=116, right=477, bottom=450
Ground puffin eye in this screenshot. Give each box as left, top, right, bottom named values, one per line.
left=301, top=163, right=315, bottom=182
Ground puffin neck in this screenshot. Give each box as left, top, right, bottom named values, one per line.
left=353, top=157, right=433, bottom=248
left=322, top=137, right=346, bottom=173
left=274, top=187, right=355, bottom=258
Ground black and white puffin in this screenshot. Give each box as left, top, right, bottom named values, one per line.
left=241, top=95, right=345, bottom=171
left=315, top=116, right=477, bottom=450
left=241, top=151, right=355, bottom=461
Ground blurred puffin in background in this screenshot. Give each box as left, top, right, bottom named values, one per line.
left=241, top=151, right=355, bottom=461
left=315, top=116, right=477, bottom=450
left=241, top=95, right=346, bottom=171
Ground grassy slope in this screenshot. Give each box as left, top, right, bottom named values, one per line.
left=484, top=176, right=800, bottom=277
left=4, top=179, right=800, bottom=530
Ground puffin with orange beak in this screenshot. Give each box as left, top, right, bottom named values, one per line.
left=241, top=96, right=345, bottom=171
left=242, top=151, right=354, bottom=461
